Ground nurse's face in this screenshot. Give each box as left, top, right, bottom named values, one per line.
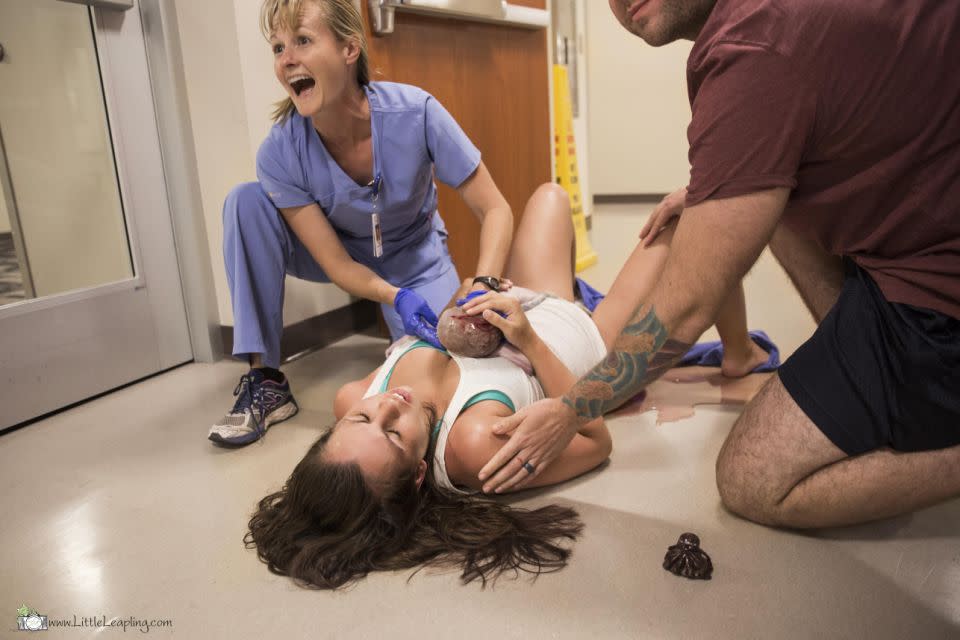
left=608, top=0, right=716, bottom=47
left=269, top=3, right=359, bottom=117
left=324, top=387, right=434, bottom=490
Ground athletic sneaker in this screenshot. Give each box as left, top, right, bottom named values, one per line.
left=208, top=369, right=299, bottom=446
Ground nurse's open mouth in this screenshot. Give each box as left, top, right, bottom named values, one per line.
left=288, top=75, right=316, bottom=96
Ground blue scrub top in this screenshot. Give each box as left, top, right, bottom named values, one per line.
left=255, top=81, right=481, bottom=289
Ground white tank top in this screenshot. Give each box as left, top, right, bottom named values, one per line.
left=364, top=291, right=606, bottom=493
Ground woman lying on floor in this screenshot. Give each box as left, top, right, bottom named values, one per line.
left=245, top=184, right=772, bottom=589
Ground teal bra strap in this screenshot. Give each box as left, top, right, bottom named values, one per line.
left=379, top=340, right=444, bottom=392
left=463, top=390, right=515, bottom=412
left=431, top=391, right=513, bottom=441
left=380, top=340, right=447, bottom=439
left=379, top=341, right=514, bottom=439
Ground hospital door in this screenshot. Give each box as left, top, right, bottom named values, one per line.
left=362, top=0, right=552, bottom=279
left=0, top=0, right=191, bottom=429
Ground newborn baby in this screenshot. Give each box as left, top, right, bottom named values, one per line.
left=437, top=306, right=505, bottom=358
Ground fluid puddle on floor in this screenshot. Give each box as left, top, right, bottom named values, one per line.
left=611, top=366, right=773, bottom=424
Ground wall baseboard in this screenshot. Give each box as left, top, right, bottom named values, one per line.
left=594, top=194, right=667, bottom=204
left=220, top=300, right=384, bottom=364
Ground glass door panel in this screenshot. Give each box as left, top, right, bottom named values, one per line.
left=0, top=0, right=192, bottom=429
left=0, top=0, right=133, bottom=305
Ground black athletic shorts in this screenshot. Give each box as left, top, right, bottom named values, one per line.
left=779, top=259, right=960, bottom=456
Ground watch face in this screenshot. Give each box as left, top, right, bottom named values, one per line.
left=475, top=277, right=499, bottom=290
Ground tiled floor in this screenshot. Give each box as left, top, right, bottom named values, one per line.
left=1, top=204, right=957, bottom=639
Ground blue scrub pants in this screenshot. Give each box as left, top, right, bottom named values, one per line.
left=223, top=182, right=461, bottom=368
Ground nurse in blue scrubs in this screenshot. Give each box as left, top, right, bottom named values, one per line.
left=209, top=0, right=533, bottom=446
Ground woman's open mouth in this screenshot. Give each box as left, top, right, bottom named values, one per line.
left=288, top=74, right=316, bottom=97
left=388, top=387, right=412, bottom=404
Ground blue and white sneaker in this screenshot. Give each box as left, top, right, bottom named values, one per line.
left=208, top=369, right=299, bottom=446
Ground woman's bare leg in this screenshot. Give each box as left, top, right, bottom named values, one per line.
left=503, top=183, right=577, bottom=301
left=714, top=282, right=769, bottom=377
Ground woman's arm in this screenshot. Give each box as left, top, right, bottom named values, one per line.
left=445, top=402, right=611, bottom=492
left=280, top=203, right=398, bottom=305
left=457, top=161, right=514, bottom=285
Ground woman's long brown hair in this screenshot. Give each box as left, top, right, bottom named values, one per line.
left=245, top=429, right=583, bottom=589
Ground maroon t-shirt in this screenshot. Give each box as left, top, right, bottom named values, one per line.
left=685, top=0, right=960, bottom=319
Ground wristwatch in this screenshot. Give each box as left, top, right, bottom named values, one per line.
left=472, top=276, right=501, bottom=291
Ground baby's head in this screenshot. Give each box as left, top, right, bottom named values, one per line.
left=437, top=307, right=504, bottom=358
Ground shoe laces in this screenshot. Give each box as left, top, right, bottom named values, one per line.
left=232, top=373, right=267, bottom=440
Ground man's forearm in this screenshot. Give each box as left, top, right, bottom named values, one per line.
left=563, top=306, right=692, bottom=420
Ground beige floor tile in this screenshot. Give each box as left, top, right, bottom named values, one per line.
left=1, top=204, right=957, bottom=639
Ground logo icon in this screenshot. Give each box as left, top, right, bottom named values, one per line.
left=16, top=605, right=48, bottom=632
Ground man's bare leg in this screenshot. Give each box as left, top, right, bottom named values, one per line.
left=716, top=374, right=960, bottom=528
left=768, top=223, right=844, bottom=324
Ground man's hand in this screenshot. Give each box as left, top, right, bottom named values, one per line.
left=639, top=186, right=687, bottom=246
left=478, top=397, right=582, bottom=493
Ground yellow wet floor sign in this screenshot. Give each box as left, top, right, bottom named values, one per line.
left=553, top=64, right=597, bottom=271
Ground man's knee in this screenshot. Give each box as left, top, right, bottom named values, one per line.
left=715, top=428, right=774, bottom=524
left=714, top=379, right=803, bottom=526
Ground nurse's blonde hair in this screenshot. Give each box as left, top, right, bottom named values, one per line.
left=261, top=0, right=370, bottom=123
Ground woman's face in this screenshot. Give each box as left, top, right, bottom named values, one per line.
left=269, top=3, right=357, bottom=118
left=324, top=387, right=433, bottom=488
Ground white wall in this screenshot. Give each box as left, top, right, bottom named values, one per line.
left=585, top=2, right=691, bottom=195
left=571, top=0, right=591, bottom=216
left=173, top=0, right=351, bottom=327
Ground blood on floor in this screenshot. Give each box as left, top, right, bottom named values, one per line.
left=611, top=366, right=773, bottom=424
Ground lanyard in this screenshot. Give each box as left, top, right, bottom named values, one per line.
left=371, top=173, right=383, bottom=259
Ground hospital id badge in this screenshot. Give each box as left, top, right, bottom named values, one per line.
left=371, top=213, right=383, bottom=258
left=371, top=173, right=383, bottom=258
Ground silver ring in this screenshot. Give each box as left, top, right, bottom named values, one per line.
left=522, top=461, right=536, bottom=474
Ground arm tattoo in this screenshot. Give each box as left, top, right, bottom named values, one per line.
left=563, top=306, right=692, bottom=420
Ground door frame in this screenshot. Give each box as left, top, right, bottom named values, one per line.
left=138, top=0, right=223, bottom=364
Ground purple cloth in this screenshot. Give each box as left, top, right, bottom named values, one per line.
left=575, top=277, right=605, bottom=312
left=679, top=330, right=780, bottom=373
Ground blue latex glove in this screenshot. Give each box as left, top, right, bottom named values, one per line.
left=456, top=290, right=508, bottom=318
left=456, top=290, right=489, bottom=307
left=393, top=288, right=442, bottom=348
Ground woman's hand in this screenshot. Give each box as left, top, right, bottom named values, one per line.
left=459, top=291, right=536, bottom=351
left=639, top=186, right=687, bottom=246
left=394, top=288, right=442, bottom=348
left=444, top=277, right=513, bottom=312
